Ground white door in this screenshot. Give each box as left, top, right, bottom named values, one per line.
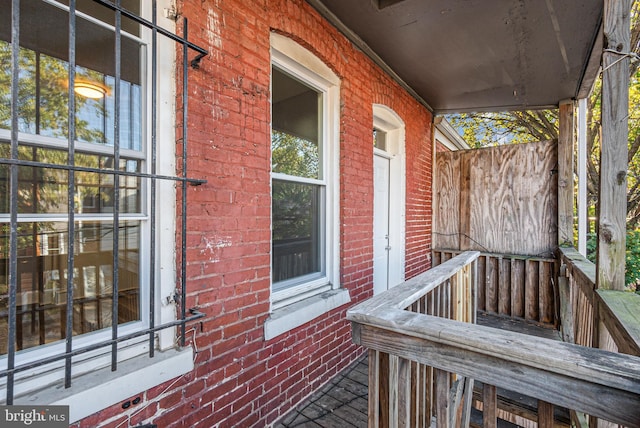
left=373, top=153, right=391, bottom=295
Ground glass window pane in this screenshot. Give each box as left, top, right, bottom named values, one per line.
left=0, top=1, right=144, bottom=152
left=374, top=128, right=387, bottom=151
left=272, top=180, right=321, bottom=283
left=55, top=0, right=142, bottom=36
left=271, top=67, right=321, bottom=179
left=0, top=221, right=141, bottom=355
left=0, top=43, right=36, bottom=133
left=0, top=144, right=141, bottom=215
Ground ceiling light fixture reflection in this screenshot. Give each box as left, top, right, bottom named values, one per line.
left=74, top=81, right=107, bottom=99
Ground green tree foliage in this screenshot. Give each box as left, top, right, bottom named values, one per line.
left=587, top=230, right=640, bottom=290
left=271, top=130, right=319, bottom=179
left=271, top=130, right=320, bottom=241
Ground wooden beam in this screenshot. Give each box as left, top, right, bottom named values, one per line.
left=598, top=0, right=631, bottom=290
left=558, top=100, right=575, bottom=247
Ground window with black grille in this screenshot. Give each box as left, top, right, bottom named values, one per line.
left=0, top=0, right=206, bottom=404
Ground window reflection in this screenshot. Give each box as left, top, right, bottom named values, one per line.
left=271, top=67, right=321, bottom=180
left=0, top=144, right=142, bottom=215
left=272, top=180, right=321, bottom=283
left=0, top=221, right=141, bottom=355
left=0, top=0, right=143, bottom=150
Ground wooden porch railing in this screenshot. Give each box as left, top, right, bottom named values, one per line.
left=558, top=246, right=640, bottom=355
left=348, top=251, right=640, bottom=428
left=433, top=249, right=557, bottom=327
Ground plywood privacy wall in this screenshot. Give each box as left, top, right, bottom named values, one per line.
left=433, top=140, right=558, bottom=257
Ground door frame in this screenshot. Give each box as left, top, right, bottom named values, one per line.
left=373, top=104, right=406, bottom=291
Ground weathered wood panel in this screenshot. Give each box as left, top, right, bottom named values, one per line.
left=434, top=152, right=462, bottom=250
left=433, top=140, right=558, bottom=256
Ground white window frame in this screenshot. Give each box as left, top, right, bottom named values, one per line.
left=265, top=34, right=349, bottom=339
left=0, top=1, right=192, bottom=421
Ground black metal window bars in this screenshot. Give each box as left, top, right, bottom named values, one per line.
left=2, top=0, right=207, bottom=404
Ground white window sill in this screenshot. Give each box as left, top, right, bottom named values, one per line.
left=14, top=347, right=194, bottom=424
left=264, top=288, right=351, bottom=340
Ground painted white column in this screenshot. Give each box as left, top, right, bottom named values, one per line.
left=577, top=97, right=588, bottom=256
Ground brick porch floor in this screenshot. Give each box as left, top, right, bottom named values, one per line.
left=274, top=355, right=369, bottom=428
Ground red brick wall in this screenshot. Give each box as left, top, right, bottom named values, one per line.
left=73, top=0, right=433, bottom=426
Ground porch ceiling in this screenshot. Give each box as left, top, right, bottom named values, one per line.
left=306, top=0, right=603, bottom=114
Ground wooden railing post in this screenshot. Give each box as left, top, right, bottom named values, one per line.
left=558, top=100, right=575, bottom=247
left=598, top=0, right=631, bottom=291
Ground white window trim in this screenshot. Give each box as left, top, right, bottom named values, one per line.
left=265, top=33, right=348, bottom=339
left=0, top=1, right=189, bottom=419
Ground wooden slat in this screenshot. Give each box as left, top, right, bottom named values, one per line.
left=558, top=276, right=575, bottom=343
left=483, top=384, right=497, bottom=428
left=510, top=258, right=525, bottom=318
left=435, top=368, right=450, bottom=428
left=460, top=377, right=475, bottom=428
left=477, top=255, right=486, bottom=312
left=524, top=259, right=539, bottom=322
left=538, top=400, right=554, bottom=428
left=380, top=352, right=390, bottom=427
left=410, top=360, right=418, bottom=428
left=486, top=256, right=498, bottom=313
left=433, top=250, right=442, bottom=267
left=449, top=378, right=465, bottom=428
left=498, top=257, right=510, bottom=316
left=426, top=365, right=434, bottom=425
left=539, top=261, right=554, bottom=324
left=389, top=355, right=399, bottom=428
left=369, top=349, right=380, bottom=428
left=398, top=357, right=411, bottom=427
